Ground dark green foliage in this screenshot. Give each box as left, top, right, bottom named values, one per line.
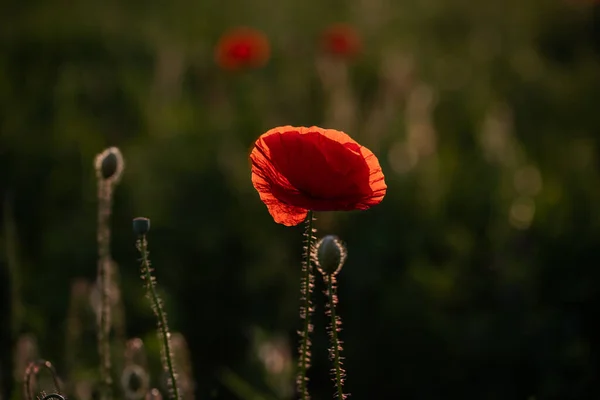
left=2, top=0, right=600, bottom=399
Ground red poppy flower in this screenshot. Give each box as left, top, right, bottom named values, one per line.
left=215, top=27, right=270, bottom=70
left=320, top=23, right=362, bottom=59
left=250, top=126, right=387, bottom=226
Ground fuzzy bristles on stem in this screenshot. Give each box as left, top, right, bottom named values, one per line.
left=323, top=275, right=347, bottom=399
left=314, top=235, right=348, bottom=399
left=135, top=225, right=180, bottom=400
left=297, top=211, right=316, bottom=400
left=94, top=147, right=124, bottom=400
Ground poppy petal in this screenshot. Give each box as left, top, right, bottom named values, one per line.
left=250, top=125, right=386, bottom=225
left=250, top=144, right=308, bottom=226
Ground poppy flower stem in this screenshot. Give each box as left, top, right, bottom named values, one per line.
left=297, top=210, right=316, bottom=400
left=135, top=233, right=180, bottom=400
left=324, top=274, right=346, bottom=399
left=94, top=146, right=124, bottom=400
left=96, top=179, right=113, bottom=400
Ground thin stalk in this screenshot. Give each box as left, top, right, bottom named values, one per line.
left=325, top=275, right=345, bottom=399
left=136, top=235, right=180, bottom=400
left=297, top=211, right=316, bottom=400
left=23, top=360, right=63, bottom=400
left=97, top=181, right=113, bottom=400
left=94, top=147, right=124, bottom=400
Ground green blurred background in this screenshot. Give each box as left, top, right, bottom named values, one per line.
left=2, top=0, right=600, bottom=399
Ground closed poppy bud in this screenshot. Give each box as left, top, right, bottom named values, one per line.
left=40, top=394, right=66, bottom=400
left=120, top=364, right=150, bottom=400
left=133, top=217, right=151, bottom=236
left=95, top=147, right=124, bottom=181
left=314, top=235, right=347, bottom=276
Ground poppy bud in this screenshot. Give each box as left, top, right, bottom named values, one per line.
left=120, top=364, right=150, bottom=400
left=95, top=147, right=124, bottom=181
left=314, top=235, right=347, bottom=276
left=133, top=217, right=151, bottom=236
left=40, top=394, right=66, bottom=400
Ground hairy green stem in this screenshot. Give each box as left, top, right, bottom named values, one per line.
left=326, top=276, right=345, bottom=399
left=297, top=211, right=315, bottom=400
left=136, top=235, right=180, bottom=400
left=97, top=181, right=113, bottom=400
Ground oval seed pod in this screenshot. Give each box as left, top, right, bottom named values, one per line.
left=314, top=235, right=347, bottom=276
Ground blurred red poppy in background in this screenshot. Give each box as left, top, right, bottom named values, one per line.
left=215, top=27, right=270, bottom=70
left=250, top=126, right=387, bottom=226
left=320, top=23, right=362, bottom=59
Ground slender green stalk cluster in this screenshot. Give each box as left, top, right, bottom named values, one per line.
left=94, top=147, right=124, bottom=400
left=314, top=235, right=348, bottom=399
left=23, top=360, right=63, bottom=400
left=134, top=218, right=180, bottom=400
left=297, top=211, right=316, bottom=400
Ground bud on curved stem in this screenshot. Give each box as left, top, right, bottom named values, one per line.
left=94, top=146, right=125, bottom=400
left=314, top=235, right=348, bottom=399
left=134, top=220, right=180, bottom=400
